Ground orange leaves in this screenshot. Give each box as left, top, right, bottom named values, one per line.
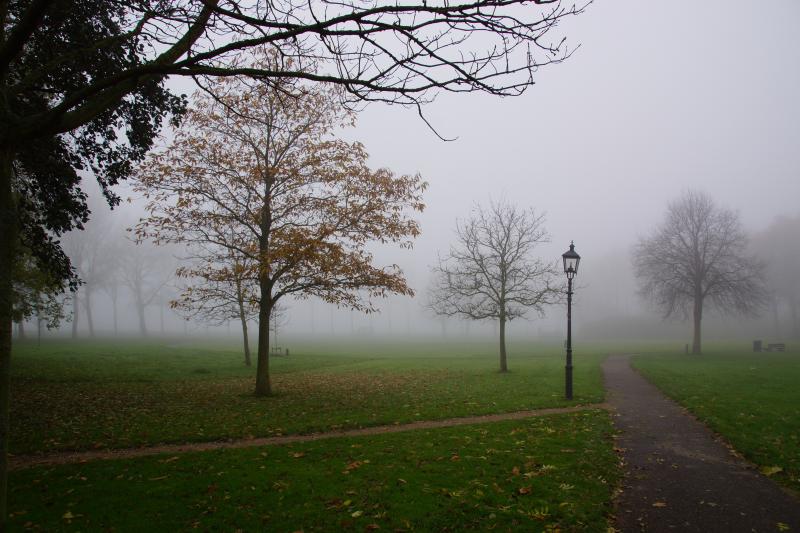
left=342, top=459, right=369, bottom=474
left=132, top=66, right=425, bottom=326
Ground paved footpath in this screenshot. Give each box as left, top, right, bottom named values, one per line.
left=604, top=354, right=800, bottom=532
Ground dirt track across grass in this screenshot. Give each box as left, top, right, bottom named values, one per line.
left=10, top=403, right=607, bottom=470
left=605, top=354, right=800, bottom=532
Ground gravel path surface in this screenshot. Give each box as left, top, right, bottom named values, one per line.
left=10, top=403, right=606, bottom=470
left=605, top=354, right=800, bottom=532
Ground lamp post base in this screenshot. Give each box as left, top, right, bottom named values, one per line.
left=565, top=361, right=573, bottom=400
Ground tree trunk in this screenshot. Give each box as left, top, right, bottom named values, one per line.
left=255, top=173, right=273, bottom=395
left=691, top=294, right=703, bottom=355
left=110, top=286, right=118, bottom=336
left=790, top=299, right=799, bottom=340
left=37, top=313, right=42, bottom=345
left=255, top=286, right=272, bottom=396
left=83, top=286, right=95, bottom=337
left=235, top=276, right=251, bottom=366
left=0, top=146, right=18, bottom=532
left=241, top=315, right=251, bottom=367
left=17, top=320, right=24, bottom=340
left=136, top=293, right=147, bottom=337
left=71, top=292, right=79, bottom=338
left=499, top=315, right=508, bottom=372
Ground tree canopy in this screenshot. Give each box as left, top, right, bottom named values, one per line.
left=135, top=71, right=426, bottom=394
left=429, top=200, right=561, bottom=371
left=633, top=190, right=767, bottom=354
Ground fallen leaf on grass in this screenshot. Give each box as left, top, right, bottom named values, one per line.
left=777, top=522, right=790, bottom=531
left=761, top=466, right=783, bottom=476
left=291, top=452, right=306, bottom=458
left=652, top=502, right=667, bottom=508
left=351, top=510, right=363, bottom=518
left=518, top=486, right=532, bottom=495
left=149, top=475, right=169, bottom=481
left=343, top=461, right=364, bottom=473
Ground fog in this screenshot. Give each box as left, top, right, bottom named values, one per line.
left=18, top=0, right=800, bottom=346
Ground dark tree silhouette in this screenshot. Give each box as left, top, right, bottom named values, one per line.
left=429, top=200, right=561, bottom=372
left=633, top=190, right=767, bottom=354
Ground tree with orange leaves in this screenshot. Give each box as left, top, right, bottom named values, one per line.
left=135, top=64, right=426, bottom=396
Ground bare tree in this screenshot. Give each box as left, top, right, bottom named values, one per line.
left=633, top=190, right=767, bottom=354
left=172, top=249, right=258, bottom=366
left=270, top=301, right=290, bottom=355
left=119, top=242, right=174, bottom=337
left=62, top=211, right=117, bottom=337
left=429, top=200, right=561, bottom=372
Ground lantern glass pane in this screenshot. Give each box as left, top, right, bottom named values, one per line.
left=566, top=257, right=577, bottom=272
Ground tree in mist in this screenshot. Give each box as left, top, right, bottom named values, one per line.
left=429, top=201, right=561, bottom=372
left=12, top=247, right=67, bottom=339
left=633, top=190, right=767, bottom=354
left=119, top=242, right=174, bottom=337
left=172, top=250, right=258, bottom=366
left=270, top=302, right=290, bottom=355
left=751, top=214, right=800, bottom=338
left=135, top=69, right=426, bottom=396
left=62, top=215, right=118, bottom=337
left=100, top=257, right=123, bottom=337
left=0, top=0, right=583, bottom=521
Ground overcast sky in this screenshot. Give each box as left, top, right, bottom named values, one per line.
left=331, top=0, right=800, bottom=337
left=352, top=0, right=799, bottom=262
left=74, top=0, right=800, bottom=340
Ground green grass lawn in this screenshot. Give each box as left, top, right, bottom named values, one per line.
left=11, top=339, right=606, bottom=454
left=632, top=347, right=800, bottom=493
left=9, top=410, right=619, bottom=532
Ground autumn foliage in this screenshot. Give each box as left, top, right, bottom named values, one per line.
left=135, top=65, right=426, bottom=395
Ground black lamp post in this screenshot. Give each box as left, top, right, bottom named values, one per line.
left=562, top=241, right=580, bottom=400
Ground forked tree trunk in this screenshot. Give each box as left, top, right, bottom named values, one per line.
left=692, top=295, right=703, bottom=355
left=499, top=315, right=508, bottom=372
left=255, top=175, right=273, bottom=395
left=0, top=146, right=17, bottom=532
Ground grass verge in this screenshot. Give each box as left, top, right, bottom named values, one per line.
left=9, top=410, right=618, bottom=532
left=11, top=340, right=606, bottom=454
